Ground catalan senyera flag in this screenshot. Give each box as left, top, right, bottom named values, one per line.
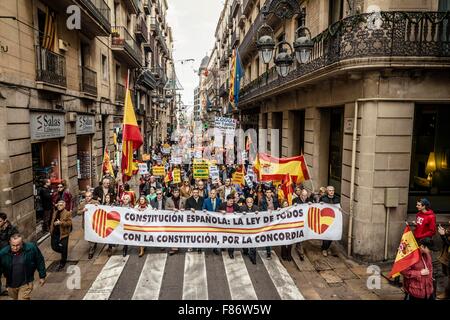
left=92, top=208, right=121, bottom=238
left=42, top=7, right=56, bottom=51
left=102, top=148, right=114, bottom=178
left=389, top=225, right=421, bottom=278
left=281, top=173, right=294, bottom=205
left=229, top=49, right=243, bottom=110
left=121, top=87, right=143, bottom=182
left=253, top=153, right=310, bottom=183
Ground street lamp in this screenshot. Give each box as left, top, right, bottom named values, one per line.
left=274, top=41, right=294, bottom=77
left=256, top=24, right=275, bottom=64
left=293, top=26, right=313, bottom=64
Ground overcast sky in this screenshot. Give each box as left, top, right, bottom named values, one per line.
left=167, top=0, right=224, bottom=111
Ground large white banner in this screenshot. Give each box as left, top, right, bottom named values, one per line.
left=84, top=204, right=342, bottom=248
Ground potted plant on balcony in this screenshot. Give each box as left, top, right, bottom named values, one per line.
left=111, top=30, right=124, bottom=45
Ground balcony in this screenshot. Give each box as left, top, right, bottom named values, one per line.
left=238, top=10, right=264, bottom=60
left=138, top=69, right=157, bottom=90
left=143, top=33, right=155, bottom=52
left=228, top=15, right=233, bottom=29
left=111, top=26, right=143, bottom=68
left=143, top=0, right=151, bottom=14
left=35, top=46, right=67, bottom=88
left=39, top=0, right=111, bottom=37
left=150, top=17, right=160, bottom=32
left=135, top=16, right=149, bottom=43
left=115, top=83, right=126, bottom=104
left=231, top=0, right=240, bottom=18
left=239, top=11, right=450, bottom=104
left=123, top=0, right=140, bottom=14
left=242, top=0, right=254, bottom=17
left=80, top=66, right=97, bottom=96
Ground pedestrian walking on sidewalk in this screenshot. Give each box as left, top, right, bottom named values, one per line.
left=39, top=179, right=53, bottom=233
left=52, top=181, right=73, bottom=212
left=0, top=233, right=46, bottom=300
left=78, top=191, right=100, bottom=259
left=50, top=200, right=73, bottom=271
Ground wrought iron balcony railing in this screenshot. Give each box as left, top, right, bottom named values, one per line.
left=237, top=9, right=264, bottom=59
left=231, top=31, right=240, bottom=48
left=123, top=0, right=139, bottom=14
left=111, top=26, right=143, bottom=66
left=239, top=11, right=450, bottom=103
left=35, top=46, right=67, bottom=87
left=80, top=66, right=97, bottom=96
left=231, top=0, right=240, bottom=18
left=115, top=83, right=126, bottom=104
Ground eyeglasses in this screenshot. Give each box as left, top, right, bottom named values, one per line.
left=157, top=193, right=162, bottom=195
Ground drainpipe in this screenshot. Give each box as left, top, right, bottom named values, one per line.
left=347, top=100, right=359, bottom=257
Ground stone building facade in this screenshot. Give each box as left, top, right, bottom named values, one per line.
left=210, top=0, right=450, bottom=262
left=0, top=0, right=175, bottom=240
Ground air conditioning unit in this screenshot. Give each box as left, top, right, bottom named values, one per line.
left=58, top=39, right=69, bottom=52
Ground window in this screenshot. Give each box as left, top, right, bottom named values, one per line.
left=439, top=0, right=450, bottom=11
left=328, top=108, right=344, bottom=195
left=101, top=54, right=108, bottom=81
left=409, top=105, right=450, bottom=213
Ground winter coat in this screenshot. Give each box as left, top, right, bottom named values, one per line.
left=320, top=195, right=341, bottom=204
left=150, top=197, right=166, bottom=210
left=202, top=197, right=222, bottom=212
left=52, top=190, right=73, bottom=212
left=185, top=196, right=204, bottom=211
left=50, top=209, right=73, bottom=240
left=259, top=197, right=280, bottom=211
left=401, top=251, right=434, bottom=299
left=165, top=197, right=186, bottom=210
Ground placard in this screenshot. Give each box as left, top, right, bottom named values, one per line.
left=138, top=163, right=149, bottom=175
left=152, top=166, right=165, bottom=176
left=173, top=168, right=181, bottom=184
left=193, top=159, right=209, bottom=179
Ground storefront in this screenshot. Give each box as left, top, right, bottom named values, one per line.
left=76, top=114, right=95, bottom=192
left=408, top=104, right=450, bottom=213
left=30, top=111, right=65, bottom=226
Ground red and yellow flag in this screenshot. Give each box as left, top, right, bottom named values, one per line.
left=281, top=173, right=294, bottom=205
left=232, top=165, right=245, bottom=186
left=121, top=87, right=143, bottom=182
left=253, top=153, right=310, bottom=183
left=389, top=225, right=421, bottom=278
left=164, top=170, right=173, bottom=184
left=102, top=148, right=114, bottom=177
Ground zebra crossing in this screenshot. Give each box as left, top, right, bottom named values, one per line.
left=83, top=249, right=305, bottom=300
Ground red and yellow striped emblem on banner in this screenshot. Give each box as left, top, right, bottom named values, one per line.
left=92, top=209, right=121, bottom=238
left=307, top=207, right=336, bottom=234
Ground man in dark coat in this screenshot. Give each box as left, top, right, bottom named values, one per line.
left=219, top=194, right=241, bottom=259
left=259, top=188, right=280, bottom=260
left=39, top=179, right=53, bottom=233
left=0, top=233, right=46, bottom=300
left=150, top=190, right=166, bottom=210
left=240, top=197, right=260, bottom=264
left=185, top=188, right=204, bottom=211
left=93, top=177, right=116, bottom=203
left=0, top=212, right=19, bottom=295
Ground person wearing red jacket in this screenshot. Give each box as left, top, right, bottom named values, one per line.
left=51, top=181, right=72, bottom=212
left=401, top=238, right=435, bottom=300
left=412, top=198, right=436, bottom=240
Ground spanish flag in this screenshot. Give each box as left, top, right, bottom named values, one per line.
left=253, top=153, right=310, bottom=183
left=389, top=225, right=421, bottom=278
left=281, top=173, right=294, bottom=205
left=121, top=83, right=143, bottom=182
left=229, top=49, right=243, bottom=110
left=164, top=170, right=172, bottom=184
left=102, top=148, right=114, bottom=178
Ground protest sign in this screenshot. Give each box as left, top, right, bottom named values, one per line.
left=84, top=204, right=343, bottom=248
left=209, top=165, right=220, bottom=182
left=173, top=168, right=181, bottom=184
left=193, top=159, right=209, bottom=179
left=138, top=163, right=149, bottom=175
left=152, top=166, right=165, bottom=176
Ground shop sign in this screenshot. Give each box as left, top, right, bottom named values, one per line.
left=76, top=115, right=96, bottom=135
left=30, top=112, right=65, bottom=140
